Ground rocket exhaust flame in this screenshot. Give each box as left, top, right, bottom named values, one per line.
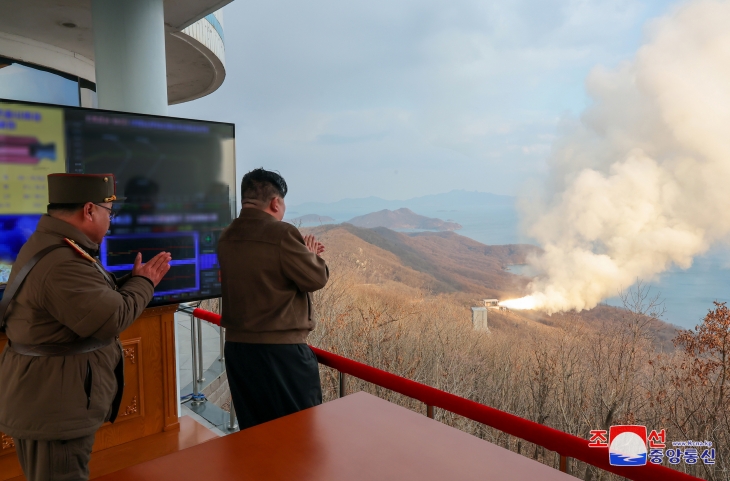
left=517, top=1, right=730, bottom=314
left=498, top=296, right=539, bottom=310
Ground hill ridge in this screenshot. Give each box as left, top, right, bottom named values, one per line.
left=289, top=189, right=515, bottom=221
left=306, top=223, right=679, bottom=348
left=347, top=208, right=462, bottom=231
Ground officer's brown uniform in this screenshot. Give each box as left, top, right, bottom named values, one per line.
left=0, top=175, right=155, bottom=481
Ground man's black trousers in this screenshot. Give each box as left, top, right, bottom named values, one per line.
left=224, top=342, right=323, bottom=430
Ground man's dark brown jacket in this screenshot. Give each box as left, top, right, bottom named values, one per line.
left=218, top=208, right=329, bottom=344
left=0, top=215, right=154, bottom=440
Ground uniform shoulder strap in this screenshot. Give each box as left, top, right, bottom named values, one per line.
left=0, top=244, right=67, bottom=332
left=64, top=238, right=115, bottom=286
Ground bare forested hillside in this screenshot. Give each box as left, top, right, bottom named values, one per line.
left=308, top=224, right=538, bottom=298
left=305, top=227, right=728, bottom=480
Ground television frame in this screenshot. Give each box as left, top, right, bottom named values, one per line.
left=0, top=97, right=236, bottom=307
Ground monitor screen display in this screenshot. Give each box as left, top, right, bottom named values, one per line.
left=1, top=99, right=236, bottom=307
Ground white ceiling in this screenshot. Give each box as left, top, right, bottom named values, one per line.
left=0, top=0, right=233, bottom=103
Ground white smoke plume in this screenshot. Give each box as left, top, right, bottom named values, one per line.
left=513, top=0, right=730, bottom=314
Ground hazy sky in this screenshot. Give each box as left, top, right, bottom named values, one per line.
left=169, top=0, right=679, bottom=206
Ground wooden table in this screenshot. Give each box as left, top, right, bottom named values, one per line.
left=97, top=392, right=573, bottom=481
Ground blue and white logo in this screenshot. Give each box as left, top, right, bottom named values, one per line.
left=609, top=426, right=648, bottom=466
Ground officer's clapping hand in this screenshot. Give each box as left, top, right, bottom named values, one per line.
left=132, top=251, right=172, bottom=287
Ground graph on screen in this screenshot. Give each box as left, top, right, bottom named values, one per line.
left=102, top=232, right=199, bottom=295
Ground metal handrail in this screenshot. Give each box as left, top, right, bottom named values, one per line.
left=189, top=307, right=701, bottom=481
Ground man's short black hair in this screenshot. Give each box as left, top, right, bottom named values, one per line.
left=240, top=168, right=288, bottom=203
left=47, top=203, right=86, bottom=215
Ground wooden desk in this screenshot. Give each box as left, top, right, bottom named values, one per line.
left=97, top=392, right=574, bottom=481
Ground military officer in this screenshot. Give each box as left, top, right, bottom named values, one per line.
left=0, top=173, right=171, bottom=481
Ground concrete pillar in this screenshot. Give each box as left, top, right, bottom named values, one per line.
left=471, top=307, right=489, bottom=331
left=91, top=0, right=168, bottom=115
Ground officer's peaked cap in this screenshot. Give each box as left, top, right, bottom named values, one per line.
left=48, top=173, right=125, bottom=204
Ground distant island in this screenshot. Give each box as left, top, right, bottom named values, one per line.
left=347, top=208, right=462, bottom=231
left=288, top=214, right=336, bottom=225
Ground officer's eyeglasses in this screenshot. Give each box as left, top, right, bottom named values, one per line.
left=94, top=203, right=117, bottom=221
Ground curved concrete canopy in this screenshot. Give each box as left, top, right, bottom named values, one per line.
left=0, top=0, right=230, bottom=104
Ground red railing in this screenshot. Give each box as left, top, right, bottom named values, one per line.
left=190, top=307, right=701, bottom=481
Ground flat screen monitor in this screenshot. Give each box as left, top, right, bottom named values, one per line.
left=1, top=99, right=236, bottom=307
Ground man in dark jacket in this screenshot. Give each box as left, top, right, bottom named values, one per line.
left=218, top=168, right=328, bottom=429
left=0, top=174, right=171, bottom=481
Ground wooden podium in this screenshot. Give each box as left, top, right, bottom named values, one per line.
left=0, top=305, right=181, bottom=480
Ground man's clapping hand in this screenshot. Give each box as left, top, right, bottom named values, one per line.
left=304, top=234, right=325, bottom=256
left=131, top=251, right=172, bottom=287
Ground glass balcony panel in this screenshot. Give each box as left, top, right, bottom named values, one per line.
left=0, top=61, right=79, bottom=107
